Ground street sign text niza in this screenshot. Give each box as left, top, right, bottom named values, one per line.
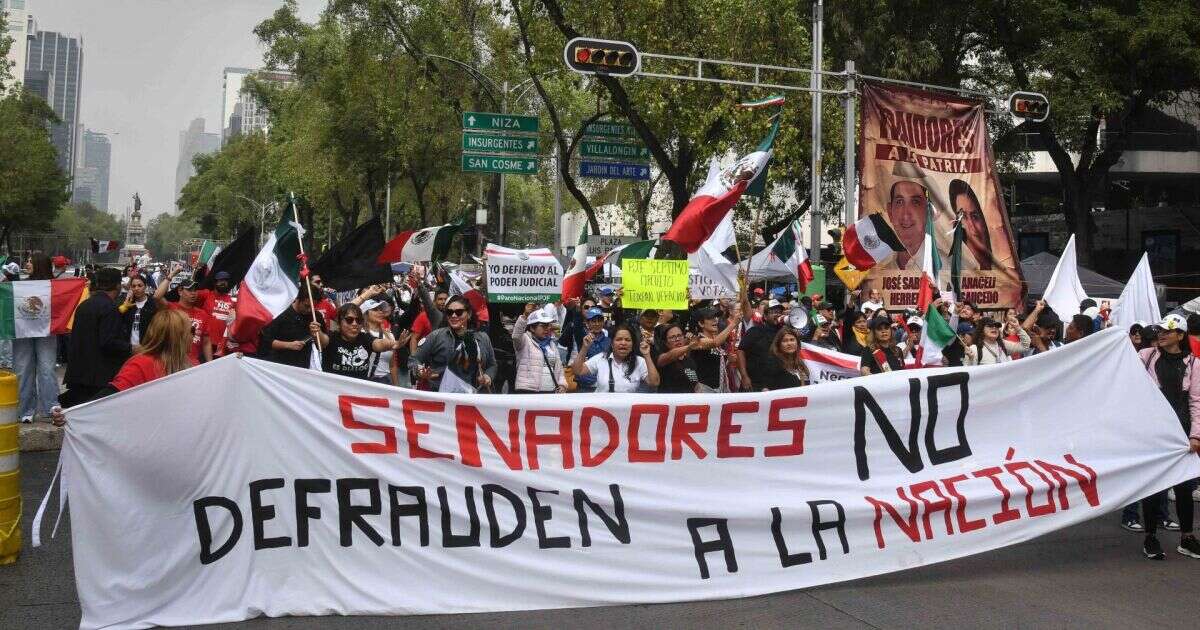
left=462, top=112, right=540, bottom=133
left=462, top=154, right=539, bottom=175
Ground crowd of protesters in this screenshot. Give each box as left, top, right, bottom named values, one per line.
left=7, top=250, right=1200, bottom=562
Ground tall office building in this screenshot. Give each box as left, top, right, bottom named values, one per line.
left=174, top=118, right=220, bottom=209
left=71, top=129, right=111, bottom=210
left=25, top=30, right=82, bottom=183
left=1, top=0, right=35, bottom=88
left=221, top=67, right=292, bottom=144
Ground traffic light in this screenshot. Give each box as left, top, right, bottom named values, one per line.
left=1008, top=91, right=1050, bottom=122
left=564, top=37, right=640, bottom=77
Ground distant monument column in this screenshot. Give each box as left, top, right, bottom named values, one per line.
left=119, top=193, right=148, bottom=265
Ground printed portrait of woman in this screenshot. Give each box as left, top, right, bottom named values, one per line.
left=949, top=178, right=992, bottom=270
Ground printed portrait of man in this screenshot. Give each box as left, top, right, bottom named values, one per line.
left=886, top=179, right=927, bottom=269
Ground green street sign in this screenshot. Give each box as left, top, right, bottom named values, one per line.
left=463, top=132, right=539, bottom=154
left=583, top=120, right=637, bottom=138
left=462, top=111, right=540, bottom=132
left=461, top=154, right=539, bottom=175
left=580, top=140, right=649, bottom=161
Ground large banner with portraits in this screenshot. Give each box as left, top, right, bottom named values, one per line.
left=857, top=82, right=1023, bottom=309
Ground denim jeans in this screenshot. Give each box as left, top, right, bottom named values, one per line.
left=13, top=335, right=59, bottom=418
left=0, top=339, right=11, bottom=369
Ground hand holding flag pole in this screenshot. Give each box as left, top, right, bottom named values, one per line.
left=288, top=192, right=322, bottom=355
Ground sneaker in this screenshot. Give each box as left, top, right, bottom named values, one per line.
left=1163, top=519, right=1181, bottom=531
left=19, top=415, right=32, bottom=424
left=1121, top=519, right=1145, bottom=533
left=1178, top=536, right=1200, bottom=559
left=1144, top=535, right=1166, bottom=560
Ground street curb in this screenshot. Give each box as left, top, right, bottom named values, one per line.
left=18, top=422, right=62, bottom=452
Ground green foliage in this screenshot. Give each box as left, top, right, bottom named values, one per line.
left=145, top=211, right=201, bottom=261
left=0, top=90, right=69, bottom=243
left=177, top=133, right=278, bottom=239
left=0, top=10, right=12, bottom=92
left=52, top=201, right=126, bottom=259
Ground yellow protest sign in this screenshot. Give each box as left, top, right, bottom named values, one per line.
left=621, top=259, right=689, bottom=309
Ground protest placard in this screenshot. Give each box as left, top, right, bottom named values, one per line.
left=622, top=259, right=689, bottom=309
left=484, top=245, right=563, bottom=303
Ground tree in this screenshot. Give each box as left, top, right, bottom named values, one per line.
left=145, top=212, right=201, bottom=261
left=0, top=90, right=69, bottom=250
left=176, top=133, right=277, bottom=239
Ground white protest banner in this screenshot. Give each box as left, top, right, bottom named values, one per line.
left=52, top=329, right=1199, bottom=629
left=801, top=343, right=862, bottom=384
left=689, top=266, right=739, bottom=299
left=484, top=244, right=563, bottom=303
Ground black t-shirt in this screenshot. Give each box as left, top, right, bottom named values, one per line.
left=322, top=332, right=378, bottom=379
left=861, top=345, right=904, bottom=374
left=692, top=346, right=723, bottom=389
left=658, top=355, right=700, bottom=393
left=261, top=308, right=326, bottom=368
left=1155, top=349, right=1190, bottom=428
left=738, top=323, right=781, bottom=384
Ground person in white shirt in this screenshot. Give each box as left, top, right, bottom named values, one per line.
left=572, top=324, right=660, bottom=393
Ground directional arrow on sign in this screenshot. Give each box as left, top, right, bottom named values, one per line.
left=467, top=115, right=477, bottom=126
left=527, top=140, right=535, bottom=149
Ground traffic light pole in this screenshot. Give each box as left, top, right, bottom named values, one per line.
left=809, top=0, right=823, bottom=266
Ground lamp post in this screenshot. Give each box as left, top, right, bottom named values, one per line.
left=237, top=195, right=276, bottom=246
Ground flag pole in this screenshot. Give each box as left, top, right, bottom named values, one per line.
left=288, top=192, right=322, bottom=353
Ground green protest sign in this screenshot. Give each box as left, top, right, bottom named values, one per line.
left=621, top=259, right=689, bottom=310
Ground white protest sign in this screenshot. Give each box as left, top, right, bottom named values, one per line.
left=801, top=343, right=862, bottom=383
left=53, top=329, right=1199, bottom=629
left=484, top=244, right=563, bottom=303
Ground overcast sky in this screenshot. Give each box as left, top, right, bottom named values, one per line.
left=36, top=0, right=325, bottom=220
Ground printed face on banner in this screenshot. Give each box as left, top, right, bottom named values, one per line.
left=858, top=83, right=1023, bottom=309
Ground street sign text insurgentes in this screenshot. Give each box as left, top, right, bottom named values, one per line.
left=563, top=37, right=640, bottom=77
left=463, top=132, right=539, bottom=154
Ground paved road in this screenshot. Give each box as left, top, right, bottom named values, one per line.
left=3, top=451, right=1195, bottom=629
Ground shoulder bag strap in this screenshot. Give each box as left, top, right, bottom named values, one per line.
left=531, top=332, right=560, bottom=390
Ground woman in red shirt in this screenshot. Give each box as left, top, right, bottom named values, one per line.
left=51, top=310, right=196, bottom=426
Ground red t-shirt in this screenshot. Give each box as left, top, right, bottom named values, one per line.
left=196, top=289, right=236, bottom=353
left=314, top=298, right=337, bottom=331
left=167, top=302, right=213, bottom=363
left=111, top=354, right=198, bottom=391
left=412, top=311, right=432, bottom=340
left=1189, top=335, right=1200, bottom=358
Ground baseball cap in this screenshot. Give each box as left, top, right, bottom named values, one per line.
left=529, top=308, right=556, bottom=325
left=767, top=299, right=783, bottom=310
left=813, top=313, right=829, bottom=326
left=52, top=255, right=69, bottom=268
left=956, top=322, right=975, bottom=335
left=1161, top=313, right=1188, bottom=333
left=179, top=279, right=200, bottom=291
left=214, top=271, right=231, bottom=281
left=868, top=316, right=892, bottom=330
left=360, top=299, right=386, bottom=312
left=817, top=301, right=835, bottom=311
left=753, top=287, right=765, bottom=296
left=906, top=315, right=923, bottom=328
left=598, top=286, right=615, bottom=296
left=584, top=307, right=604, bottom=320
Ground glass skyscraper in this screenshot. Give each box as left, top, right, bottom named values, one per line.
left=25, top=30, right=83, bottom=184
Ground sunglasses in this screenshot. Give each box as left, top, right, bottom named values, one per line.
left=446, top=308, right=469, bottom=317
left=342, top=316, right=361, bottom=324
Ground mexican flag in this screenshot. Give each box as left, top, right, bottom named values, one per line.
left=766, top=218, right=814, bottom=291
left=90, top=239, right=120, bottom=254
left=377, top=216, right=464, bottom=264
left=664, top=117, right=779, bottom=253
left=562, top=224, right=602, bottom=303
left=917, top=303, right=956, bottom=367
left=229, top=214, right=302, bottom=344
left=197, top=240, right=221, bottom=266
left=448, top=267, right=489, bottom=324
left=917, top=202, right=940, bottom=313
left=842, top=213, right=904, bottom=270
left=0, top=278, right=89, bottom=339
left=597, top=239, right=657, bottom=269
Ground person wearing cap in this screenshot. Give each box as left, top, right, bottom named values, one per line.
left=196, top=270, right=237, bottom=356
left=596, top=286, right=617, bottom=320
left=860, top=315, right=914, bottom=375
left=573, top=307, right=612, bottom=393
left=12, top=253, right=65, bottom=420
left=737, top=299, right=785, bottom=391
left=903, top=315, right=924, bottom=358
left=1135, top=313, right=1200, bottom=560
left=964, top=313, right=1029, bottom=366
left=60, top=267, right=133, bottom=408
left=512, top=303, right=566, bottom=393
left=361, top=298, right=411, bottom=385
left=808, top=313, right=839, bottom=351
left=860, top=288, right=885, bottom=315
left=154, top=266, right=214, bottom=364
left=691, top=304, right=742, bottom=392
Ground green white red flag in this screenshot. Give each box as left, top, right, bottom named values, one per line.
left=0, top=278, right=89, bottom=339
left=917, top=201, right=940, bottom=313
left=229, top=214, right=303, bottom=344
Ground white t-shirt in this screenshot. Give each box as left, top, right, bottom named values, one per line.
left=368, top=328, right=393, bottom=379
left=585, top=354, right=648, bottom=393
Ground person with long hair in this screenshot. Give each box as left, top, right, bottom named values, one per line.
left=410, top=295, right=497, bottom=391
left=656, top=323, right=701, bottom=393
left=12, top=252, right=59, bottom=422
left=691, top=304, right=740, bottom=392
left=361, top=298, right=411, bottom=385
left=50, top=309, right=196, bottom=426
left=964, top=314, right=1030, bottom=366
left=312, top=303, right=406, bottom=381
left=949, top=178, right=993, bottom=270
left=763, top=326, right=810, bottom=390
left=860, top=316, right=913, bottom=375
left=1135, top=314, right=1200, bottom=560
left=573, top=324, right=659, bottom=393
left=841, top=309, right=870, bottom=357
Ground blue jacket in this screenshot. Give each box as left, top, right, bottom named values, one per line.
left=574, top=330, right=612, bottom=391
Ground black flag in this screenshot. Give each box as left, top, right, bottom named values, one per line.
left=310, top=216, right=393, bottom=291
left=199, top=229, right=257, bottom=290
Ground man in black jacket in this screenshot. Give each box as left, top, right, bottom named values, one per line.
left=61, top=267, right=132, bottom=406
